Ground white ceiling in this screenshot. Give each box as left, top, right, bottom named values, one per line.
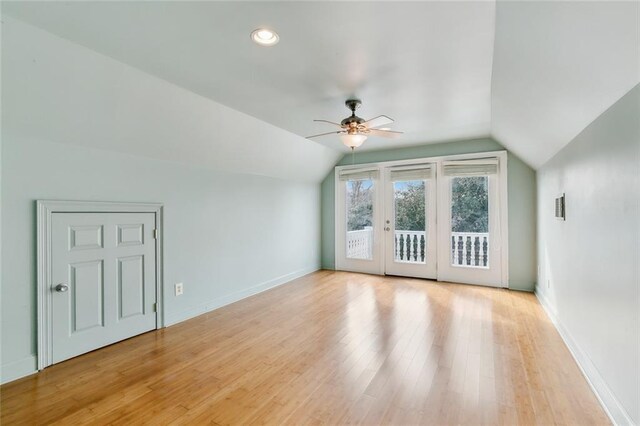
left=3, top=1, right=639, bottom=168
left=491, top=1, right=640, bottom=167
left=2, top=16, right=340, bottom=183
left=2, top=1, right=496, bottom=153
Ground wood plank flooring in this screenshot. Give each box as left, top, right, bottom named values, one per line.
left=1, top=271, right=609, bottom=425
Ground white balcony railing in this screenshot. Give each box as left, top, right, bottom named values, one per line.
left=451, top=232, right=489, bottom=268
left=394, top=230, right=426, bottom=263
left=346, top=226, right=373, bottom=260
left=347, top=228, right=490, bottom=267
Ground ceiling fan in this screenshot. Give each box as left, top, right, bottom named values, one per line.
left=307, top=99, right=403, bottom=149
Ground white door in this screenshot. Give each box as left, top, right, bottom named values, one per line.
left=51, top=212, right=157, bottom=363
left=335, top=168, right=383, bottom=274
left=383, top=164, right=437, bottom=279
left=437, top=159, right=504, bottom=287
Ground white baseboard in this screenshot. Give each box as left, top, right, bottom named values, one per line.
left=535, top=289, right=635, bottom=426
left=164, top=265, right=320, bottom=326
left=1, top=355, right=37, bottom=384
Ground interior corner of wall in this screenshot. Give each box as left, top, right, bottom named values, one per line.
left=509, top=280, right=536, bottom=292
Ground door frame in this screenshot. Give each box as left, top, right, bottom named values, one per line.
left=334, top=150, right=509, bottom=287
left=36, top=200, right=164, bottom=370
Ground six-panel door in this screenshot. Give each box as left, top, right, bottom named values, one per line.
left=51, top=212, right=157, bottom=364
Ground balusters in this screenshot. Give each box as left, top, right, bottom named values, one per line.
left=473, top=236, right=479, bottom=266
left=411, top=233, right=415, bottom=261
left=464, top=236, right=470, bottom=265
left=350, top=230, right=492, bottom=265
left=405, top=233, right=411, bottom=261
left=390, top=231, right=440, bottom=263
left=364, top=237, right=368, bottom=258
left=448, top=233, right=490, bottom=267
left=482, top=236, right=488, bottom=266
left=453, top=235, right=457, bottom=264
left=346, top=228, right=374, bottom=260
left=395, top=234, right=399, bottom=260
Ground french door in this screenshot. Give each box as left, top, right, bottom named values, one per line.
left=335, top=153, right=507, bottom=288
left=335, top=168, right=383, bottom=274
left=383, top=164, right=437, bottom=279
left=436, top=159, right=504, bottom=287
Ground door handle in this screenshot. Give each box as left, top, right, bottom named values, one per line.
left=54, top=283, right=69, bottom=293
left=385, top=227, right=391, bottom=231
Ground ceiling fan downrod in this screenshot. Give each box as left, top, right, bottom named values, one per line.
left=341, top=99, right=365, bottom=128
left=345, top=99, right=361, bottom=115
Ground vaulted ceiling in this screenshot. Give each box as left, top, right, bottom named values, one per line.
left=4, top=1, right=639, bottom=169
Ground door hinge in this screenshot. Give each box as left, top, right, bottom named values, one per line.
left=153, top=229, right=159, bottom=239
left=152, top=302, right=157, bottom=312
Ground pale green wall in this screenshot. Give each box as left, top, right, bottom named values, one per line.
left=321, top=138, right=537, bottom=291
left=1, top=16, right=323, bottom=384
left=536, top=85, right=639, bottom=424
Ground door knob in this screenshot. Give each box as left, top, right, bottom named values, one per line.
left=54, top=283, right=69, bottom=292
left=385, top=227, right=391, bottom=231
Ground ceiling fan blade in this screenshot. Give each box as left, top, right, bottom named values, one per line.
left=361, top=115, right=394, bottom=129
left=313, top=119, right=344, bottom=128
left=367, top=129, right=404, bottom=138
left=306, top=130, right=344, bottom=139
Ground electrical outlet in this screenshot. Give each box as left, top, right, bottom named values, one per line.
left=175, top=282, right=184, bottom=296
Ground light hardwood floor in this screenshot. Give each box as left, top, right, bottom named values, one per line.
left=1, top=271, right=609, bottom=425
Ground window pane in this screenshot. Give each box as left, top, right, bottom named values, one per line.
left=450, top=176, right=489, bottom=268
left=393, top=180, right=426, bottom=264
left=346, top=179, right=374, bottom=260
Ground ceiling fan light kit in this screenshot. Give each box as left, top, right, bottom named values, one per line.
left=307, top=99, right=403, bottom=150
left=340, top=133, right=367, bottom=148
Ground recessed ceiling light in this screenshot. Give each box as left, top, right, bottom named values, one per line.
left=251, top=28, right=279, bottom=46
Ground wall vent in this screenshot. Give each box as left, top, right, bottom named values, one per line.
left=555, top=194, right=565, bottom=220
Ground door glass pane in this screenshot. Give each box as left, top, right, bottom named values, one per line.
left=393, top=180, right=426, bottom=264
left=450, top=176, right=489, bottom=268
left=346, top=179, right=374, bottom=260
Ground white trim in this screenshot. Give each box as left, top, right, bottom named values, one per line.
left=1, top=355, right=37, bottom=384
left=499, top=154, right=509, bottom=287
left=36, top=200, right=164, bottom=370
left=536, top=290, right=634, bottom=426
left=334, top=150, right=509, bottom=288
left=165, top=266, right=320, bottom=326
